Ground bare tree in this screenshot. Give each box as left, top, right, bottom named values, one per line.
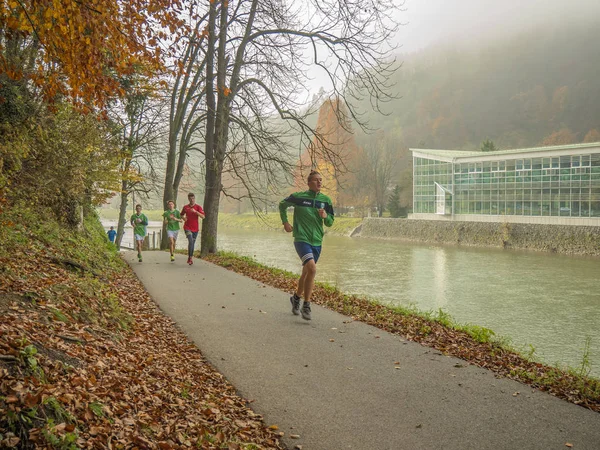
left=161, top=7, right=210, bottom=249
left=109, top=79, right=168, bottom=249
left=199, top=0, right=402, bottom=255
left=357, top=130, right=400, bottom=217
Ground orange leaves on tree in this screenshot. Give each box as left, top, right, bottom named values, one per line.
left=0, top=0, right=189, bottom=109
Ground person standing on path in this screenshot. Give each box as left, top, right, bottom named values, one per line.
left=130, top=204, right=148, bottom=262
left=163, top=200, right=183, bottom=262
left=279, top=170, right=335, bottom=320
left=181, top=193, right=205, bottom=265
left=107, top=226, right=117, bottom=244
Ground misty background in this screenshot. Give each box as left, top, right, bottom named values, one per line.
left=396, top=0, right=600, bottom=54
left=103, top=0, right=600, bottom=211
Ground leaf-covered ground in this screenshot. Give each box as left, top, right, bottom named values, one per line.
left=204, top=252, right=600, bottom=414
left=0, top=206, right=284, bottom=449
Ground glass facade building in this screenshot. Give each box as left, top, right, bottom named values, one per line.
left=411, top=143, right=600, bottom=224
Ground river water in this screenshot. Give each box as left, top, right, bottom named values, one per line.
left=107, top=222, right=600, bottom=377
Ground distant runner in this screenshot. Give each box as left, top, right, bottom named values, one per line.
left=107, top=226, right=117, bottom=244
left=130, top=204, right=148, bottom=262
left=181, top=193, right=205, bottom=265
left=279, top=170, right=334, bottom=320
left=163, top=200, right=183, bottom=262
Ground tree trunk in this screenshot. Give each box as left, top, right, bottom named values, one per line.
left=116, top=188, right=129, bottom=250
left=201, top=161, right=222, bottom=255
left=200, top=1, right=218, bottom=256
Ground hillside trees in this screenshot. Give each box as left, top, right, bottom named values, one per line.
left=584, top=129, right=600, bottom=143
left=541, top=128, right=576, bottom=146
left=481, top=139, right=498, bottom=152
left=5, top=104, right=121, bottom=225
left=197, top=0, right=401, bottom=255
left=357, top=19, right=600, bottom=151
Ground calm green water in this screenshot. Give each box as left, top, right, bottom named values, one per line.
left=214, top=228, right=600, bottom=377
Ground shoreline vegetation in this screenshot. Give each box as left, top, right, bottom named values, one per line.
left=0, top=205, right=284, bottom=449
left=203, top=251, right=600, bottom=414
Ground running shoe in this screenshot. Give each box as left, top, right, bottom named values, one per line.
left=170, top=255, right=175, bottom=262
left=290, top=294, right=301, bottom=315
left=301, top=302, right=311, bottom=321
left=187, top=257, right=193, bottom=265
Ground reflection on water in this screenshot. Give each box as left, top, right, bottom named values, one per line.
left=212, top=227, right=600, bottom=377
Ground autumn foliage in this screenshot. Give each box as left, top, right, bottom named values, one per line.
left=294, top=98, right=363, bottom=208
left=0, top=0, right=187, bottom=108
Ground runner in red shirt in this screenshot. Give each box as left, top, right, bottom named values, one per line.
left=180, top=192, right=205, bottom=265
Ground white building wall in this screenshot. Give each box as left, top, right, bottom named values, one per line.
left=408, top=213, right=600, bottom=227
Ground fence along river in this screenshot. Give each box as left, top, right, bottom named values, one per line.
left=106, top=221, right=600, bottom=377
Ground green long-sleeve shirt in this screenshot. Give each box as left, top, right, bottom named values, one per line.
left=279, top=190, right=334, bottom=246
left=130, top=213, right=148, bottom=237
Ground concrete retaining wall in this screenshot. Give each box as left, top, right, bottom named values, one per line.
left=356, top=218, right=600, bottom=256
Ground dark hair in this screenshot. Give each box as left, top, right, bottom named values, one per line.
left=307, top=171, right=321, bottom=182
left=167, top=200, right=175, bottom=204
left=188, top=192, right=195, bottom=198
left=135, top=204, right=142, bottom=208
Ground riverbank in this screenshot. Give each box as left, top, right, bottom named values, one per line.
left=203, top=251, right=600, bottom=414
left=357, top=218, right=600, bottom=257
left=0, top=204, right=283, bottom=448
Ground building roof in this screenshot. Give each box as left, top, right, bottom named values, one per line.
left=410, top=142, right=600, bottom=162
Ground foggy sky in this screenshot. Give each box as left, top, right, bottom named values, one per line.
left=396, top=0, right=600, bottom=54
left=306, top=0, right=600, bottom=94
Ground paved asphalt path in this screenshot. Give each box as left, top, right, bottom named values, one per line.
left=124, top=251, right=600, bottom=450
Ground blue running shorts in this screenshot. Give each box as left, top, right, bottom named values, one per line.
left=294, top=241, right=322, bottom=265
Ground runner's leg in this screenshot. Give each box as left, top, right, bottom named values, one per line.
left=186, top=232, right=194, bottom=257
left=302, top=260, right=317, bottom=302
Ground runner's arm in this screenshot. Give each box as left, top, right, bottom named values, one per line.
left=279, top=196, right=295, bottom=225
left=324, top=202, right=335, bottom=227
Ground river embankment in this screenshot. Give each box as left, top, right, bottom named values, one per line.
left=355, top=218, right=600, bottom=257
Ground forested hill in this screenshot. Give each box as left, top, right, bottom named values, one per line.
left=368, top=17, right=600, bottom=151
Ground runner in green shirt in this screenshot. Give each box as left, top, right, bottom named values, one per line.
left=130, top=204, right=149, bottom=262
left=279, top=170, right=335, bottom=320
left=163, top=200, right=183, bottom=262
